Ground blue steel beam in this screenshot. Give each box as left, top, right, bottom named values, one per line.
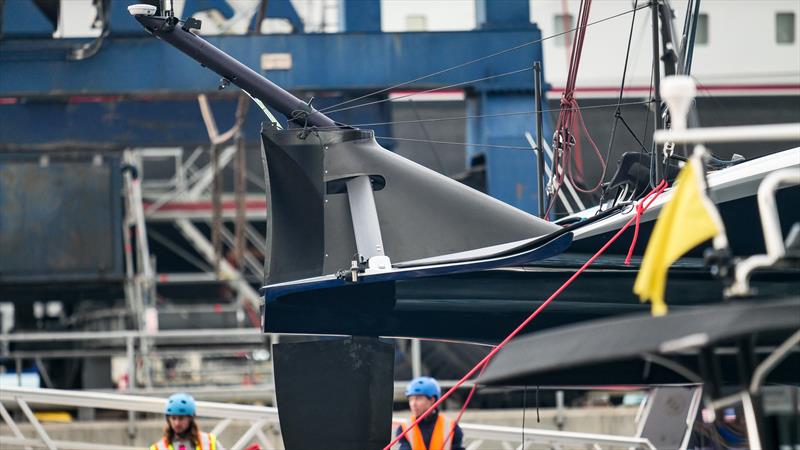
left=0, top=94, right=393, bottom=149
left=0, top=0, right=56, bottom=37
left=0, top=29, right=541, bottom=97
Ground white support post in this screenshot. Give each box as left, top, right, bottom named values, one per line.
left=125, top=335, right=136, bottom=390
left=122, top=150, right=145, bottom=330
left=123, top=151, right=157, bottom=385
left=17, top=398, right=57, bottom=450
left=0, top=402, right=32, bottom=450
left=556, top=390, right=565, bottom=430
left=346, top=175, right=391, bottom=272
left=741, top=392, right=763, bottom=450
left=230, top=419, right=268, bottom=450
left=254, top=427, right=276, bottom=450
left=411, top=339, right=422, bottom=379
left=128, top=153, right=155, bottom=295
left=210, top=418, right=233, bottom=436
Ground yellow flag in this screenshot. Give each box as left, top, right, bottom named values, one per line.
left=633, top=156, right=723, bottom=316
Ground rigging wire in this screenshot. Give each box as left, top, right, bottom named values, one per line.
left=643, top=63, right=655, bottom=150
left=304, top=99, right=655, bottom=131
left=607, top=0, right=641, bottom=153
left=323, top=66, right=534, bottom=116
left=646, top=37, right=660, bottom=189
left=600, top=0, right=643, bottom=202
left=313, top=2, right=653, bottom=117
left=374, top=136, right=533, bottom=151
left=408, top=99, right=448, bottom=174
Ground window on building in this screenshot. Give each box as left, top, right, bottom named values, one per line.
left=776, top=12, right=796, bottom=44
left=554, top=14, right=574, bottom=47
left=695, top=13, right=709, bottom=45
left=405, top=15, right=427, bottom=32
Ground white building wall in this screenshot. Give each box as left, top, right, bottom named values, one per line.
left=380, top=0, right=800, bottom=98
left=533, top=0, right=800, bottom=97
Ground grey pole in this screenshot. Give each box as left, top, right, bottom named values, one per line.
left=651, top=0, right=665, bottom=183
left=132, top=14, right=338, bottom=129
left=534, top=61, right=546, bottom=218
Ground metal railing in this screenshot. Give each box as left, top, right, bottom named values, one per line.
left=0, top=328, right=270, bottom=391
left=1, top=387, right=655, bottom=450
left=0, top=387, right=279, bottom=450
left=0, top=328, right=472, bottom=405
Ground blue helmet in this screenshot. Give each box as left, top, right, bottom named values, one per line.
left=405, top=376, right=441, bottom=399
left=165, top=393, right=196, bottom=416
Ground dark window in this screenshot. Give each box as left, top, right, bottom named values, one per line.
left=554, top=14, right=574, bottom=47
left=776, top=12, right=796, bottom=44
left=695, top=13, right=709, bottom=45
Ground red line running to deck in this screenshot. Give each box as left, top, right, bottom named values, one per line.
left=385, top=179, right=669, bottom=450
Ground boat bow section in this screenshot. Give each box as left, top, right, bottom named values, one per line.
left=259, top=123, right=570, bottom=339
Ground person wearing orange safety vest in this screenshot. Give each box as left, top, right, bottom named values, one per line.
left=396, top=377, right=464, bottom=450
left=150, top=393, right=225, bottom=450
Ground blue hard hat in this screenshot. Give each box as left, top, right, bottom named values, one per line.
left=165, top=393, right=196, bottom=416
left=405, top=376, right=441, bottom=399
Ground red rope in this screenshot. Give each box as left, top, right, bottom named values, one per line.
left=440, top=365, right=487, bottom=449
left=384, top=181, right=669, bottom=450
left=547, top=0, right=623, bottom=217
left=569, top=101, right=607, bottom=193
left=625, top=180, right=668, bottom=265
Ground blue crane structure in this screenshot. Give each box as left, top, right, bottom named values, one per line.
left=0, top=0, right=552, bottom=214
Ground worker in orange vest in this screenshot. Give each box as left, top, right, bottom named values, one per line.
left=396, top=377, right=464, bottom=450
left=150, top=393, right=225, bottom=450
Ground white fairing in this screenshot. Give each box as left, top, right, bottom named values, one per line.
left=127, top=4, right=157, bottom=16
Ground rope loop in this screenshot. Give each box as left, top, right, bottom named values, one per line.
left=625, top=179, right=668, bottom=265
left=291, top=97, right=317, bottom=138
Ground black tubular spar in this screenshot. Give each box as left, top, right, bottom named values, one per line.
left=133, top=14, right=338, bottom=129
left=533, top=61, right=545, bottom=219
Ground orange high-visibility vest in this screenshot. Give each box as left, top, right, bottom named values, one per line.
left=400, top=414, right=454, bottom=450
left=149, top=432, right=217, bottom=450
